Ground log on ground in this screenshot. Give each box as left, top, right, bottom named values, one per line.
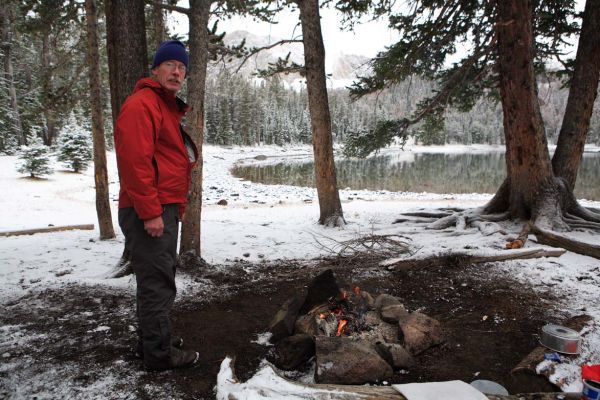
left=0, top=224, right=95, bottom=237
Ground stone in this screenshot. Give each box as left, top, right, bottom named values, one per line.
left=294, top=314, right=319, bottom=337
left=374, top=294, right=403, bottom=311
left=361, top=291, right=375, bottom=309
left=274, top=334, right=315, bottom=370
left=217, top=199, right=228, bottom=206
left=267, top=295, right=305, bottom=343
left=299, top=269, right=342, bottom=315
left=380, top=304, right=410, bottom=324
left=398, top=312, right=444, bottom=355
left=315, top=337, right=393, bottom=384
left=375, top=342, right=415, bottom=369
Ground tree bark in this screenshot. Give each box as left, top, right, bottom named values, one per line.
left=0, top=3, right=25, bottom=146
left=179, top=0, right=211, bottom=256
left=551, top=0, right=600, bottom=190
left=105, top=0, right=148, bottom=125
left=152, top=0, right=166, bottom=48
left=40, top=34, right=57, bottom=146
left=494, top=0, right=562, bottom=226
left=297, top=0, right=344, bottom=227
left=85, top=0, right=115, bottom=240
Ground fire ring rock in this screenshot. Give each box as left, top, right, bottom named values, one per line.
left=274, top=333, right=315, bottom=370
left=267, top=295, right=305, bottom=343
left=380, top=304, right=410, bottom=324
left=315, top=336, right=393, bottom=384
left=374, top=294, right=403, bottom=311
left=398, top=312, right=444, bottom=355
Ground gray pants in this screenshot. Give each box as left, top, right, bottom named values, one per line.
left=118, top=204, right=179, bottom=369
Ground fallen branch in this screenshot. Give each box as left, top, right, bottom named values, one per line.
left=0, top=224, right=95, bottom=237
left=380, top=248, right=565, bottom=271
left=531, top=226, right=600, bottom=259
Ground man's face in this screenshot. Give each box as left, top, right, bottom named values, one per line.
left=151, top=60, right=187, bottom=94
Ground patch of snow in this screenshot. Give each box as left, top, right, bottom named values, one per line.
left=1, top=143, right=600, bottom=397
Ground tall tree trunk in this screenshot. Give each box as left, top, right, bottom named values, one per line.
left=0, top=4, right=25, bottom=146
left=494, top=0, right=562, bottom=226
left=40, top=35, right=56, bottom=146
left=551, top=0, right=600, bottom=190
left=153, top=0, right=166, bottom=48
left=179, top=0, right=210, bottom=256
left=297, top=0, right=344, bottom=227
left=105, top=0, right=148, bottom=125
left=85, top=0, right=115, bottom=240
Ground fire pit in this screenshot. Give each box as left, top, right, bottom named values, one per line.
left=267, top=269, right=444, bottom=384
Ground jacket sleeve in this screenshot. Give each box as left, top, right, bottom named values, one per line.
left=114, top=95, right=163, bottom=220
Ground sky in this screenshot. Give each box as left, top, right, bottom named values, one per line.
left=2, top=143, right=600, bottom=397
left=169, top=1, right=399, bottom=58
left=168, top=1, right=585, bottom=63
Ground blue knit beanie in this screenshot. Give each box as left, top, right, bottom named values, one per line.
left=151, top=40, right=189, bottom=69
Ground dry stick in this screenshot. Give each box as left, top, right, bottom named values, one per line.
left=380, top=248, right=566, bottom=271
left=0, top=224, right=95, bottom=237
left=531, top=225, right=600, bottom=259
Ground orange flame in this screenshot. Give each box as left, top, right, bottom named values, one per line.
left=336, top=319, right=348, bottom=336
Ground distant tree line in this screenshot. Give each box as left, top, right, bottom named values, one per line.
left=1, top=1, right=599, bottom=157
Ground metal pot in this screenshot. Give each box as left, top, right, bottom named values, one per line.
left=540, top=324, right=581, bottom=355
left=583, top=379, right=600, bottom=400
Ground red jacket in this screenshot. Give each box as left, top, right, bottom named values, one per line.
left=115, top=77, right=198, bottom=220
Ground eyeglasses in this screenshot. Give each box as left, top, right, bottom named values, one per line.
left=163, top=61, right=187, bottom=73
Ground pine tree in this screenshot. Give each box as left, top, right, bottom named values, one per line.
left=57, top=112, right=92, bottom=172
left=16, top=136, right=53, bottom=178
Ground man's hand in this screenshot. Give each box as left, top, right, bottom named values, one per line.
left=144, top=215, right=164, bottom=237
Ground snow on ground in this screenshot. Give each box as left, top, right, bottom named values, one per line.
left=1, top=144, right=600, bottom=398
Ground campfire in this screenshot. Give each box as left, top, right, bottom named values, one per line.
left=267, top=269, right=444, bottom=384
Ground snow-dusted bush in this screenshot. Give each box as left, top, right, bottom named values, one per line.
left=16, top=137, right=53, bottom=178
left=57, top=112, right=92, bottom=173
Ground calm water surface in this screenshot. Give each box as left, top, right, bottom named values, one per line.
left=232, top=152, right=600, bottom=201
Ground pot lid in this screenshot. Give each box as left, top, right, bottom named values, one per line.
left=542, top=324, right=580, bottom=340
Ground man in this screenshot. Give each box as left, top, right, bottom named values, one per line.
left=114, top=40, right=199, bottom=370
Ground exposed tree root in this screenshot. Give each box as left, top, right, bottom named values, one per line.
left=417, top=177, right=600, bottom=260
left=531, top=225, right=600, bottom=259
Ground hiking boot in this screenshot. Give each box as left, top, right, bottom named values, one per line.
left=145, top=347, right=199, bottom=371
left=134, top=336, right=184, bottom=359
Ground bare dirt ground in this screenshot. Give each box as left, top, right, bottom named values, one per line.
left=0, top=255, right=564, bottom=399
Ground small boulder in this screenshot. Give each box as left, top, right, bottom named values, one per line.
left=274, top=333, right=315, bottom=370
left=380, top=304, right=409, bottom=324
left=267, top=295, right=305, bottom=343
left=375, top=342, right=415, bottom=369
left=398, top=312, right=444, bottom=355
left=374, top=294, right=403, bottom=311
left=315, top=337, right=393, bottom=384
left=217, top=199, right=228, bottom=206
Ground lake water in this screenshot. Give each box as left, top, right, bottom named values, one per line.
left=232, top=151, right=600, bottom=201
